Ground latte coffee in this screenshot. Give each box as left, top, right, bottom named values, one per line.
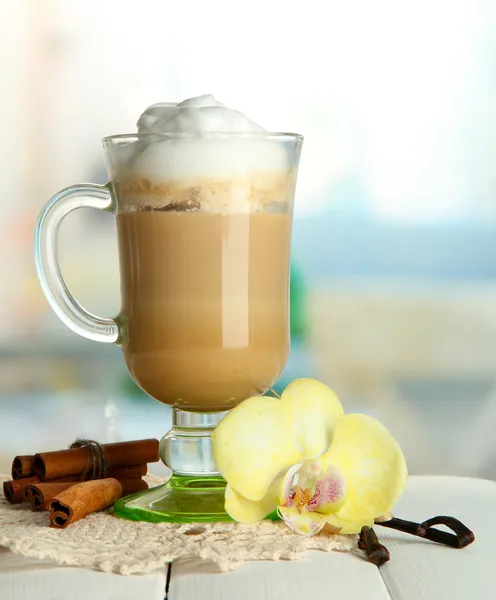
left=117, top=207, right=291, bottom=411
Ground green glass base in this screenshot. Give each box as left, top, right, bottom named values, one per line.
left=114, top=475, right=233, bottom=523
left=114, top=474, right=281, bottom=524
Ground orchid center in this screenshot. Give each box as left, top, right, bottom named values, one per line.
left=277, top=461, right=347, bottom=536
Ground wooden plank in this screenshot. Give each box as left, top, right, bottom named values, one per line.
left=0, top=548, right=166, bottom=600
left=169, top=551, right=391, bottom=600
left=377, top=476, right=495, bottom=600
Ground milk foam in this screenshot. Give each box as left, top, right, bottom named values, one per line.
left=111, top=95, right=295, bottom=213
left=131, top=95, right=287, bottom=182
left=137, top=94, right=265, bottom=135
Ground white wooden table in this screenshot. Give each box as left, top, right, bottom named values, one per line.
left=0, top=476, right=493, bottom=600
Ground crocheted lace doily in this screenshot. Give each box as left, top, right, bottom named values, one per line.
left=0, top=474, right=356, bottom=575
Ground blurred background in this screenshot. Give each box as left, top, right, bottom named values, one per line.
left=1, top=0, right=496, bottom=479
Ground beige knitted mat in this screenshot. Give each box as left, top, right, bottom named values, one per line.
left=0, top=474, right=356, bottom=575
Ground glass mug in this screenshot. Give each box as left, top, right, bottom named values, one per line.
left=35, top=132, right=303, bottom=522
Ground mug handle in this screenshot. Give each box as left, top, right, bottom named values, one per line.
left=34, top=183, right=119, bottom=344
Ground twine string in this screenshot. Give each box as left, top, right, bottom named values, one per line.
left=70, top=439, right=108, bottom=480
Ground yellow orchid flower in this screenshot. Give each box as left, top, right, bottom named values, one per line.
left=212, top=378, right=408, bottom=536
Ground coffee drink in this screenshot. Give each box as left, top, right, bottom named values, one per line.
left=107, top=95, right=301, bottom=411
left=117, top=210, right=291, bottom=411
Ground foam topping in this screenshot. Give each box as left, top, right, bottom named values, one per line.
left=111, top=95, right=295, bottom=213
left=128, top=95, right=288, bottom=182
left=137, top=94, right=266, bottom=135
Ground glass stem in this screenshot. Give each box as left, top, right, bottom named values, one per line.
left=159, top=408, right=228, bottom=476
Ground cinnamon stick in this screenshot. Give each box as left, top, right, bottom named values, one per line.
left=3, top=477, right=40, bottom=504
left=26, top=475, right=147, bottom=511
left=25, top=481, right=77, bottom=511
left=120, top=478, right=148, bottom=496
left=49, top=478, right=122, bottom=528
left=12, top=455, right=35, bottom=479
left=3, top=475, right=83, bottom=504
left=55, top=464, right=147, bottom=483
left=108, top=464, right=147, bottom=479
left=32, top=464, right=146, bottom=484
left=34, top=439, right=158, bottom=480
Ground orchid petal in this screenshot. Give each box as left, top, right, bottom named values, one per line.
left=326, top=514, right=374, bottom=534
left=321, top=414, right=407, bottom=528
left=279, top=463, right=302, bottom=505
left=281, top=379, right=344, bottom=459
left=277, top=506, right=329, bottom=537
left=212, top=396, right=301, bottom=501
left=225, top=479, right=280, bottom=523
